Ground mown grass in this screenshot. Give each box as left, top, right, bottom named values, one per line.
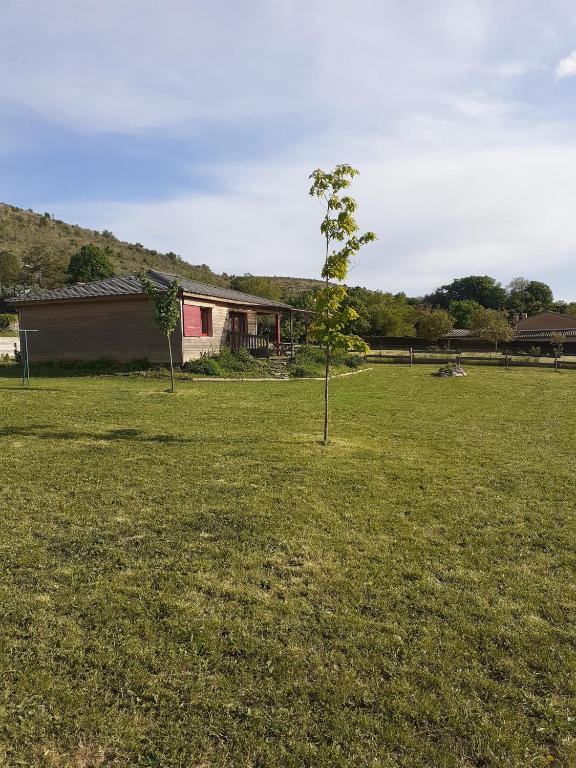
left=0, top=365, right=575, bottom=767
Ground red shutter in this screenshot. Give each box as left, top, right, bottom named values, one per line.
left=183, top=304, right=202, bottom=336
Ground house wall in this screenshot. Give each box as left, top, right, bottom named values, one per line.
left=17, top=296, right=182, bottom=363
left=516, top=312, right=576, bottom=331
left=180, top=297, right=258, bottom=360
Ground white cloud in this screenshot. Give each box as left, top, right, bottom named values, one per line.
left=7, top=0, right=576, bottom=300
left=556, top=50, right=576, bottom=78
left=41, top=127, right=576, bottom=300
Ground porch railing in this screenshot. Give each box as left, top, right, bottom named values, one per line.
left=226, top=331, right=271, bottom=356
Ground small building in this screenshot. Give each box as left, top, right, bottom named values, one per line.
left=513, top=311, right=576, bottom=341
left=7, top=270, right=300, bottom=363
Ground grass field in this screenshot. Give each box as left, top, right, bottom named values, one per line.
left=1, top=365, right=575, bottom=767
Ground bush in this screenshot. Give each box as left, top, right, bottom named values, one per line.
left=216, top=347, right=256, bottom=372
left=0, top=313, right=16, bottom=330
left=288, top=345, right=364, bottom=378
left=29, top=358, right=151, bottom=377
left=345, top=354, right=364, bottom=369
left=528, top=346, right=541, bottom=357
left=181, top=357, right=224, bottom=377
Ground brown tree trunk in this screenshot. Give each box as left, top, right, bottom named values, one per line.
left=167, top=335, right=175, bottom=392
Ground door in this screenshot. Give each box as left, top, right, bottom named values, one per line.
left=229, top=312, right=247, bottom=349
left=230, top=312, right=247, bottom=334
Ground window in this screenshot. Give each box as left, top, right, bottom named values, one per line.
left=183, top=304, right=213, bottom=337
left=200, top=307, right=212, bottom=336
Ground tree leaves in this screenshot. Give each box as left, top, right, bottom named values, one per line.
left=309, top=165, right=376, bottom=355
left=140, top=274, right=181, bottom=338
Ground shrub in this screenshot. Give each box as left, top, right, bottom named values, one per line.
left=0, top=313, right=16, bottom=330
left=345, top=354, right=364, bottom=369
left=289, top=362, right=319, bottom=378
left=528, top=346, right=541, bottom=357
left=181, top=357, right=224, bottom=377
left=216, top=347, right=256, bottom=372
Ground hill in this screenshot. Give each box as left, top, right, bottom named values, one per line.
left=0, top=203, right=230, bottom=289
left=0, top=203, right=322, bottom=296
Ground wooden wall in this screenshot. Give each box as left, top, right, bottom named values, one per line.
left=181, top=298, right=258, bottom=360
left=18, top=296, right=182, bottom=363
left=17, top=295, right=267, bottom=363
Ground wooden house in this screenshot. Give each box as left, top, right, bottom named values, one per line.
left=7, top=270, right=299, bottom=363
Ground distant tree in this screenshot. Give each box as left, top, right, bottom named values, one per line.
left=21, top=245, right=67, bottom=288
left=507, top=277, right=553, bottom=314
left=67, top=244, right=115, bottom=283
left=309, top=164, right=376, bottom=444
left=550, top=331, right=565, bottom=361
left=417, top=307, right=454, bottom=344
left=230, top=274, right=282, bottom=301
left=367, top=293, right=416, bottom=336
left=0, top=249, right=22, bottom=287
left=470, top=307, right=514, bottom=350
left=427, top=275, right=507, bottom=309
left=448, top=299, right=482, bottom=329
left=565, top=302, right=576, bottom=318
left=140, top=274, right=180, bottom=393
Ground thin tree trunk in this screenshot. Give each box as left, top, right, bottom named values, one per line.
left=323, top=343, right=330, bottom=444
left=323, top=231, right=330, bottom=444
left=167, top=335, right=175, bottom=392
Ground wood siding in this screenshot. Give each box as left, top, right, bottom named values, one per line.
left=18, top=296, right=182, bottom=364
left=180, top=298, right=258, bottom=360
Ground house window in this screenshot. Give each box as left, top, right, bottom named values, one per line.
left=200, top=307, right=212, bottom=336
left=183, top=304, right=213, bottom=337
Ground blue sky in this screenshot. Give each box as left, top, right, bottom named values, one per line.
left=2, top=0, right=576, bottom=297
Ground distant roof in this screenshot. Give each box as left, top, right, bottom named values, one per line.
left=515, top=328, right=576, bottom=338
left=7, top=270, right=297, bottom=311
left=444, top=328, right=472, bottom=338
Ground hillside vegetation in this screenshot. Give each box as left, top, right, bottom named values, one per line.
left=0, top=203, right=322, bottom=295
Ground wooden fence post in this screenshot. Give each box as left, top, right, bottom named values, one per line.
left=409, top=347, right=413, bottom=366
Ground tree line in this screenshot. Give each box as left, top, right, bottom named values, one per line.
left=2, top=241, right=575, bottom=344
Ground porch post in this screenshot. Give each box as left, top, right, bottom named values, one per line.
left=289, top=311, right=294, bottom=360
left=275, top=312, right=281, bottom=356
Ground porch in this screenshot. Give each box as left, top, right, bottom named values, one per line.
left=225, top=308, right=304, bottom=358
left=225, top=330, right=295, bottom=358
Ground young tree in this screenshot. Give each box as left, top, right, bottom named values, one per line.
left=67, top=244, right=115, bottom=283
left=470, top=307, right=514, bottom=351
left=140, top=274, right=181, bottom=392
left=309, top=165, right=376, bottom=444
left=550, top=331, right=565, bottom=370
left=417, top=307, right=454, bottom=344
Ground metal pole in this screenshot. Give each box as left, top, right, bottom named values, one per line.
left=21, top=330, right=28, bottom=386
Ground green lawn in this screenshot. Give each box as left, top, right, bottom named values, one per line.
left=1, top=365, right=575, bottom=767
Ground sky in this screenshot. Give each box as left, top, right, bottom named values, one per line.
left=2, top=0, right=576, bottom=298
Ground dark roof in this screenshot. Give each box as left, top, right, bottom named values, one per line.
left=515, top=328, right=576, bottom=338
left=444, top=328, right=472, bottom=338
left=7, top=270, right=296, bottom=311
left=150, top=271, right=294, bottom=310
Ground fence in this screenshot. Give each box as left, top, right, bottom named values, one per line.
left=363, top=335, right=576, bottom=355
left=366, top=349, right=576, bottom=370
